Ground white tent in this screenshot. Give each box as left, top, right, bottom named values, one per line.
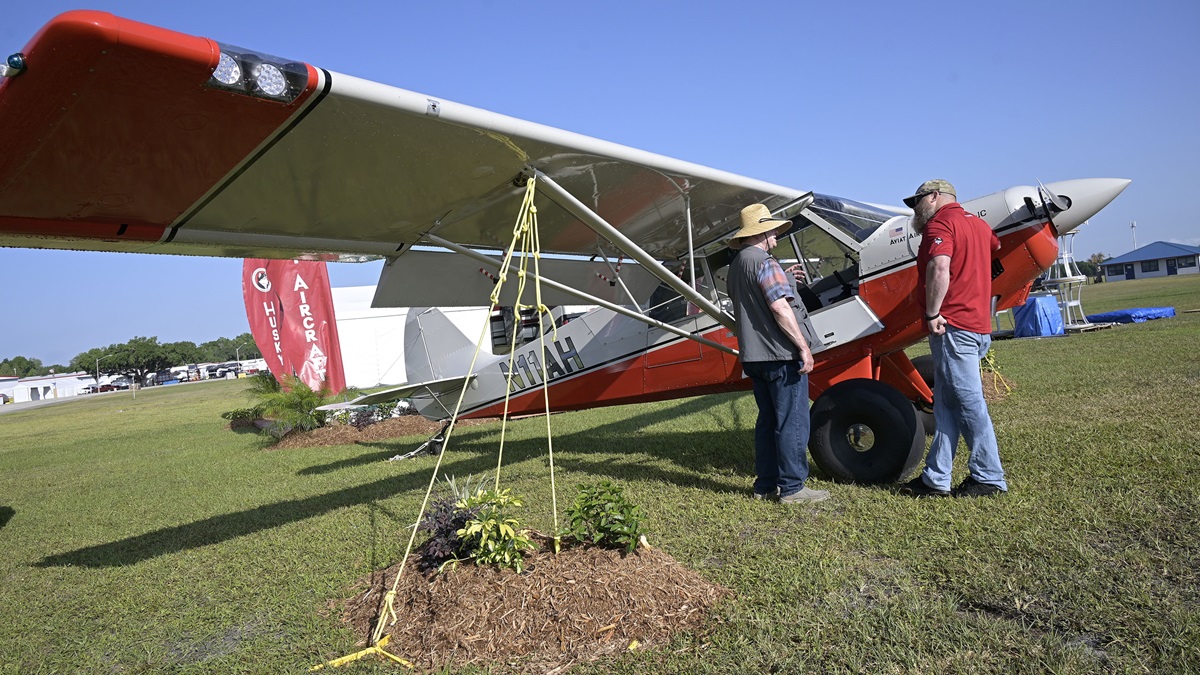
left=330, top=287, right=492, bottom=389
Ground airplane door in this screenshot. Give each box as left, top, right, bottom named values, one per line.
left=1167, top=258, right=1178, bottom=276
left=1125, top=264, right=1135, bottom=280
left=643, top=285, right=703, bottom=369
left=644, top=323, right=703, bottom=368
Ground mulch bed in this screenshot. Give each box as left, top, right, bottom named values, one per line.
left=338, top=535, right=730, bottom=672
left=269, top=416, right=493, bottom=450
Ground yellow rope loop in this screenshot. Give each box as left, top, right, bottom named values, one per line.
left=521, top=198, right=560, bottom=538
left=316, top=174, right=564, bottom=669
left=381, top=590, right=398, bottom=629
left=311, top=636, right=414, bottom=671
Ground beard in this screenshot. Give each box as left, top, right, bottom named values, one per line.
left=911, top=200, right=937, bottom=234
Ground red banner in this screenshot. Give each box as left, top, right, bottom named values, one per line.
left=242, top=259, right=346, bottom=394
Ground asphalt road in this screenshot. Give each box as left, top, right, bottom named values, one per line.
left=0, top=385, right=158, bottom=415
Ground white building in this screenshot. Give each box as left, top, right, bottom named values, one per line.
left=0, top=371, right=92, bottom=403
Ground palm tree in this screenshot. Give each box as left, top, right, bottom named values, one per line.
left=250, top=373, right=330, bottom=439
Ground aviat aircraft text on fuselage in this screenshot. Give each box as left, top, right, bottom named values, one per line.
left=0, top=11, right=1129, bottom=483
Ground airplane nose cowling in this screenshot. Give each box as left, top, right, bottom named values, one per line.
left=1042, top=178, right=1132, bottom=235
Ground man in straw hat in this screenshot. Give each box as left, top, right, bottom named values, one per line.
left=725, top=203, right=829, bottom=504
left=898, top=179, right=1007, bottom=499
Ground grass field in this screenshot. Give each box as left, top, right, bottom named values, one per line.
left=2, top=275, right=1198, bottom=673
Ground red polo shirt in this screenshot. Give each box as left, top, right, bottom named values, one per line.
left=916, top=202, right=1000, bottom=334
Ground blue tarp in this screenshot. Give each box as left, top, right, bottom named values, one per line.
left=1013, top=293, right=1065, bottom=337
left=1086, top=307, right=1176, bottom=324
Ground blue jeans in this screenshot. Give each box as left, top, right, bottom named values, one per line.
left=923, top=326, right=1007, bottom=491
left=742, top=360, right=811, bottom=498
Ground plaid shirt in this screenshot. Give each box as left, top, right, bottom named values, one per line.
left=758, top=256, right=794, bottom=304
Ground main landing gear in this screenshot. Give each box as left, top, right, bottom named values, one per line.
left=387, top=422, right=449, bottom=462
left=809, top=378, right=927, bottom=484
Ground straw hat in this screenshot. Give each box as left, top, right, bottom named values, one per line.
left=729, top=203, right=791, bottom=246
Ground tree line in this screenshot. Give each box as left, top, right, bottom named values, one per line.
left=0, top=253, right=1114, bottom=381
left=0, top=334, right=263, bottom=382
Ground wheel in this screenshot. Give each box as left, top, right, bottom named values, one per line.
left=810, top=378, right=926, bottom=484
left=915, top=406, right=936, bottom=437
left=910, top=354, right=937, bottom=436
left=911, top=354, right=935, bottom=389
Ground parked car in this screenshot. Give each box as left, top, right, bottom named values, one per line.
left=206, top=362, right=240, bottom=378
left=98, top=384, right=118, bottom=393
left=110, top=377, right=131, bottom=390
left=151, top=370, right=178, bottom=386
left=81, top=384, right=98, bottom=394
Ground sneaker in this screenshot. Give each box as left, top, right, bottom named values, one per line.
left=752, top=487, right=778, bottom=501
left=952, top=476, right=1004, bottom=498
left=898, top=476, right=950, bottom=498
left=780, top=487, right=830, bottom=504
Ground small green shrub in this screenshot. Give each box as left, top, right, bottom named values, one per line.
left=416, top=474, right=494, bottom=572
left=245, top=371, right=282, bottom=396
left=376, top=400, right=399, bottom=419
left=220, top=406, right=264, bottom=421
left=440, top=473, right=493, bottom=501
left=565, top=480, right=645, bottom=553
left=255, top=375, right=331, bottom=438
left=417, top=496, right=481, bottom=572
left=457, top=488, right=536, bottom=573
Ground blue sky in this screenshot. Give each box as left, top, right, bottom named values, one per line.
left=2, top=0, right=1196, bottom=366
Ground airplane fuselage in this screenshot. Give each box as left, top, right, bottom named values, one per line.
left=412, top=180, right=1115, bottom=422
left=412, top=190, right=1060, bottom=420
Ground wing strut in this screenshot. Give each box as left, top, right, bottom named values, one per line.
left=424, top=234, right=738, bottom=356
left=593, top=245, right=642, bottom=309
left=532, top=170, right=736, bottom=332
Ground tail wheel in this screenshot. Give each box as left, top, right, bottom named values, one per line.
left=810, top=378, right=926, bottom=484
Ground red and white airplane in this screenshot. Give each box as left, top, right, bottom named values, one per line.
left=0, top=11, right=1129, bottom=483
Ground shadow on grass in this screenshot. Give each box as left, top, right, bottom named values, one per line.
left=36, top=395, right=757, bottom=568
left=34, top=452, right=505, bottom=568
left=298, top=426, right=495, bottom=475
left=305, top=394, right=754, bottom=477
left=297, top=449, right=408, bottom=475
left=0, top=506, right=13, bottom=530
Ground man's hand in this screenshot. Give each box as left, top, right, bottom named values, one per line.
left=784, top=263, right=807, bottom=285
left=928, top=315, right=947, bottom=336
left=799, top=347, right=814, bottom=374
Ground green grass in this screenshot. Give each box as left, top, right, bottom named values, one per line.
left=2, top=275, right=1198, bottom=673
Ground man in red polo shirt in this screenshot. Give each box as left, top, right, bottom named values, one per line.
left=899, top=179, right=1008, bottom=499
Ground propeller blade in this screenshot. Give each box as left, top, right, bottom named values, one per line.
left=1038, top=180, right=1072, bottom=214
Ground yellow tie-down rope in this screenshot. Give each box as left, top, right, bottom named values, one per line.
left=313, top=175, right=562, bottom=670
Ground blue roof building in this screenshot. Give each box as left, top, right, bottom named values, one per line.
left=1102, top=241, right=1200, bottom=281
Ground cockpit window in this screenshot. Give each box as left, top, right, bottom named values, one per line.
left=775, top=214, right=856, bottom=287
left=807, top=193, right=896, bottom=242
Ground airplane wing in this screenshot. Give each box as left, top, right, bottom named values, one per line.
left=316, top=374, right=478, bottom=411
left=0, top=11, right=804, bottom=271
left=372, top=249, right=664, bottom=307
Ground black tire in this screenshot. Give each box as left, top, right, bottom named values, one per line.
left=810, top=378, right=926, bottom=484
left=915, top=407, right=936, bottom=437
left=911, top=354, right=935, bottom=390
left=910, top=354, right=937, bottom=436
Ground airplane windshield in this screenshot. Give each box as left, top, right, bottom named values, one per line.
left=682, top=193, right=902, bottom=318
left=806, top=194, right=895, bottom=242
left=777, top=222, right=855, bottom=287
